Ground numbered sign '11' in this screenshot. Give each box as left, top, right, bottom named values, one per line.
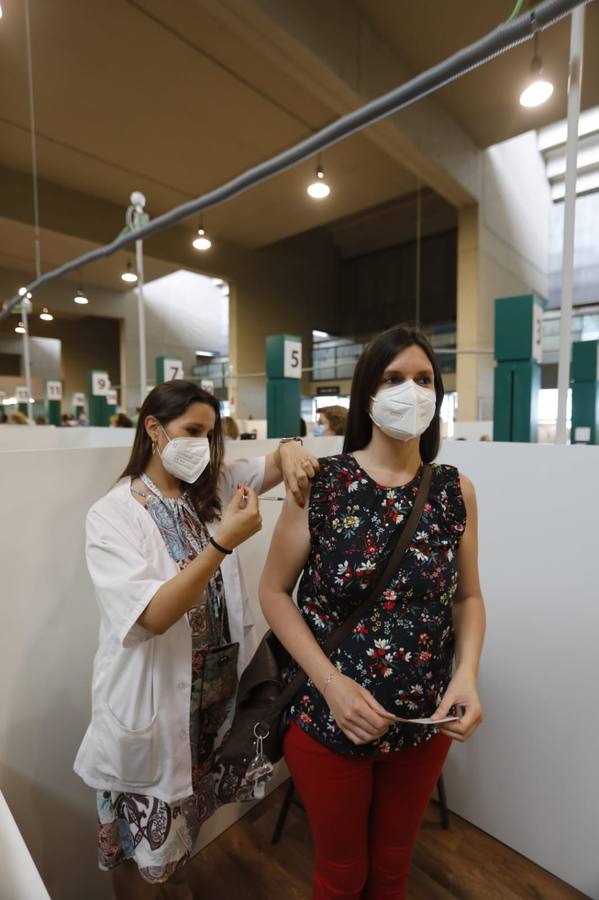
left=46, top=381, right=63, bottom=401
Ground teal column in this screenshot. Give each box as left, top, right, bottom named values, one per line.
left=493, top=295, right=542, bottom=442
left=106, top=389, right=118, bottom=422
left=16, top=386, right=29, bottom=417
left=266, top=334, right=302, bottom=438
left=87, top=371, right=110, bottom=426
left=46, top=380, right=63, bottom=427
left=571, top=340, right=599, bottom=445
left=156, top=356, right=184, bottom=385
left=73, top=392, right=86, bottom=419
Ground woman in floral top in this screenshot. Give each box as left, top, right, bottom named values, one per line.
left=260, top=325, right=486, bottom=899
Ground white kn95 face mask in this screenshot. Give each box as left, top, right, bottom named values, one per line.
left=370, top=379, right=436, bottom=442
left=157, top=424, right=211, bottom=483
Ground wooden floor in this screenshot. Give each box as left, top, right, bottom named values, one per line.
left=184, top=781, right=588, bottom=899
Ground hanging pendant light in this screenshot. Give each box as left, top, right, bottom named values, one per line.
left=519, top=31, right=554, bottom=108
left=307, top=162, right=331, bottom=199
left=15, top=321, right=26, bottom=334
left=40, top=307, right=53, bottom=321
left=192, top=226, right=212, bottom=251
left=121, top=260, right=138, bottom=283
left=74, top=288, right=89, bottom=305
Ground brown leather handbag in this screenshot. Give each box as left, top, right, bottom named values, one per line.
left=215, top=464, right=432, bottom=788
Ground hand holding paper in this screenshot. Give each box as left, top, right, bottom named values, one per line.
left=429, top=668, right=484, bottom=742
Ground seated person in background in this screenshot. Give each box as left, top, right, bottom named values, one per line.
left=222, top=415, right=240, bottom=441
left=10, top=411, right=29, bottom=425
left=110, top=412, right=133, bottom=428
left=314, top=404, right=348, bottom=437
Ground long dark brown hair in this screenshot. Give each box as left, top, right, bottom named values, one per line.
left=343, top=324, right=444, bottom=463
left=120, top=380, right=224, bottom=522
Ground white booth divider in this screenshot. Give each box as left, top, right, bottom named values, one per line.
left=0, top=426, right=135, bottom=451
left=1, top=437, right=597, bottom=899
left=0, top=790, right=50, bottom=900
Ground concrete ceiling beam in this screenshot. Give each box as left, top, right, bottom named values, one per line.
left=206, top=0, right=481, bottom=207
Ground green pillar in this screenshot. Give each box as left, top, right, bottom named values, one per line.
left=571, top=340, right=599, bottom=445
left=16, top=385, right=29, bottom=417
left=266, top=334, right=302, bottom=438
left=87, top=370, right=110, bottom=426
left=493, top=295, right=542, bottom=442
left=106, top=389, right=118, bottom=421
left=73, top=392, right=86, bottom=419
left=156, top=356, right=184, bottom=384
left=46, top=380, right=63, bottom=426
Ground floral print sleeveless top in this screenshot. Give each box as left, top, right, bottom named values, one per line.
left=289, top=454, right=467, bottom=756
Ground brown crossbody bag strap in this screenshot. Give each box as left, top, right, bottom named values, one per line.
left=272, top=463, right=433, bottom=715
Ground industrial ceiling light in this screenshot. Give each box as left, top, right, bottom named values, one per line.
left=15, top=321, right=26, bottom=334
left=40, top=307, right=53, bottom=321
left=519, top=31, right=554, bottom=108
left=121, top=260, right=138, bottom=283
left=307, top=163, right=331, bottom=199
left=193, top=226, right=212, bottom=251
left=18, top=286, right=32, bottom=300
left=74, top=288, right=89, bottom=305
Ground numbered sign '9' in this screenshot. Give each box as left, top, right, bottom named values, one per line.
left=91, top=372, right=110, bottom=397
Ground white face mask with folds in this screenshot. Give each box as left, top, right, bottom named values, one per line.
left=369, top=379, right=436, bottom=442
left=157, top=423, right=211, bottom=483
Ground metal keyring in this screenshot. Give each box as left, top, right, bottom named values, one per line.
left=253, top=722, right=270, bottom=740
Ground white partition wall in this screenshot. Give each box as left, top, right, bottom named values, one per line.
left=437, top=441, right=599, bottom=899
left=0, top=438, right=597, bottom=898
left=0, top=426, right=135, bottom=451
left=0, top=436, right=339, bottom=900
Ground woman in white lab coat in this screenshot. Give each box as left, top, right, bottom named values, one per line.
left=74, top=380, right=317, bottom=899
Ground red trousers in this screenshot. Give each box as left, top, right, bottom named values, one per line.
left=284, top=722, right=451, bottom=900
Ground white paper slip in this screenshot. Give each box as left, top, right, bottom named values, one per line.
left=395, top=715, right=460, bottom=725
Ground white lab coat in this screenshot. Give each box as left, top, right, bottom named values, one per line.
left=74, top=457, right=264, bottom=804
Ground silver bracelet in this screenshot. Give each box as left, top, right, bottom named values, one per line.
left=322, top=673, right=336, bottom=696
left=279, top=436, right=303, bottom=446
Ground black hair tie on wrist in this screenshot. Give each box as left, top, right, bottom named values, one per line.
left=210, top=536, right=233, bottom=555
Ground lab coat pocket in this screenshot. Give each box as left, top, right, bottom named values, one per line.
left=97, top=703, right=162, bottom=786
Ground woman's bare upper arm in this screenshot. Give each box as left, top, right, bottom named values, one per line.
left=456, top=472, right=482, bottom=601
left=260, top=488, right=311, bottom=597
